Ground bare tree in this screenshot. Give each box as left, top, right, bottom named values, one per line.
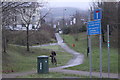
left=13, top=2, right=51, bottom=51
left=14, top=2, right=42, bottom=51
left=1, top=2, right=30, bottom=53
left=91, top=0, right=118, bottom=42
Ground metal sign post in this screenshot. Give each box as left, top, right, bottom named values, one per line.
left=94, top=9, right=102, bottom=78
left=87, top=20, right=101, bottom=78
left=99, top=34, right=102, bottom=78
left=88, top=35, right=92, bottom=78
left=99, top=19, right=102, bottom=78
left=87, top=10, right=92, bottom=78
left=87, top=8, right=102, bottom=78
left=107, top=24, right=110, bottom=78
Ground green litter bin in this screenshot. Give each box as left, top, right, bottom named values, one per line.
left=37, top=55, right=49, bottom=74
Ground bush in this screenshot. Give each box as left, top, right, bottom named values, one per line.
left=6, top=26, right=56, bottom=46
left=79, top=25, right=86, bottom=32
left=62, top=27, right=71, bottom=34
left=61, top=25, right=86, bottom=35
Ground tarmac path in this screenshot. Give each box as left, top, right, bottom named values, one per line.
left=53, top=33, right=84, bottom=68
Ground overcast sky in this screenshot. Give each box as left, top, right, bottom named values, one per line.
left=45, top=0, right=91, bottom=10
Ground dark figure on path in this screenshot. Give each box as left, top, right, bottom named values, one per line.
left=50, top=51, right=57, bottom=66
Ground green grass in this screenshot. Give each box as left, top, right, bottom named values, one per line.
left=17, top=72, right=90, bottom=78
left=62, top=32, right=118, bottom=73
left=31, top=45, right=73, bottom=68
left=38, top=45, right=63, bottom=51
left=2, top=44, right=72, bottom=73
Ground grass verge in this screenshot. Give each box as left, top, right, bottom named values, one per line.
left=2, top=44, right=72, bottom=73
left=17, top=72, right=90, bottom=78
left=37, top=45, right=63, bottom=51
left=62, top=32, right=118, bottom=73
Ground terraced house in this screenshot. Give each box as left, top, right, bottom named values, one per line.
left=5, top=2, right=42, bottom=30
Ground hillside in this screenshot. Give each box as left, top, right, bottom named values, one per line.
left=41, top=7, right=88, bottom=21
left=2, top=44, right=72, bottom=73
left=62, top=32, right=118, bottom=73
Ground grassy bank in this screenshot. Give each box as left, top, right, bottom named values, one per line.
left=62, top=32, right=118, bottom=73
left=31, top=45, right=72, bottom=67
left=37, top=45, right=63, bottom=51
left=2, top=44, right=72, bottom=73
left=17, top=72, right=89, bottom=78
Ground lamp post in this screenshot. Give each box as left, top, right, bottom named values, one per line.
left=62, top=9, right=66, bottom=41
left=63, top=9, right=66, bottom=28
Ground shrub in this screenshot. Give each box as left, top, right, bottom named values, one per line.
left=6, top=26, right=56, bottom=46
left=62, top=27, right=71, bottom=34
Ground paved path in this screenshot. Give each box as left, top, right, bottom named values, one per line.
left=32, top=43, right=59, bottom=47
left=2, top=69, right=118, bottom=78
left=50, top=68, right=118, bottom=78
left=2, top=33, right=119, bottom=78
left=32, top=33, right=84, bottom=68
left=54, top=33, right=84, bottom=68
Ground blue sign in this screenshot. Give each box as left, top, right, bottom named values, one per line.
left=87, top=20, right=101, bottom=35
left=94, top=9, right=102, bottom=20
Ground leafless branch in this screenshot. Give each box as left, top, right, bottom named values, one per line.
left=36, top=9, right=51, bottom=28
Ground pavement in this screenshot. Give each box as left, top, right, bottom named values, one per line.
left=32, top=43, right=59, bottom=47
left=2, top=33, right=119, bottom=78
left=49, top=68, right=118, bottom=78
left=2, top=69, right=118, bottom=78
left=54, top=33, right=84, bottom=68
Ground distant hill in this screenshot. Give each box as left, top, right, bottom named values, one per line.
left=41, top=7, right=88, bottom=21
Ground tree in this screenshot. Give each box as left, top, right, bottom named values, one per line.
left=118, top=2, right=120, bottom=48
left=91, top=0, right=118, bottom=42
left=69, top=10, right=87, bottom=41
left=1, top=1, right=51, bottom=52
left=1, top=2, right=30, bottom=53
left=1, top=2, right=44, bottom=52
left=15, top=2, right=41, bottom=51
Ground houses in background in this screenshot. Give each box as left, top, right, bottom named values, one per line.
left=5, top=2, right=43, bottom=31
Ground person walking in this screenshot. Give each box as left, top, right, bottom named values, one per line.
left=50, top=51, right=57, bottom=66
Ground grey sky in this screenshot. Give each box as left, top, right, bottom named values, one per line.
left=48, top=2, right=90, bottom=10
left=46, top=0, right=91, bottom=10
